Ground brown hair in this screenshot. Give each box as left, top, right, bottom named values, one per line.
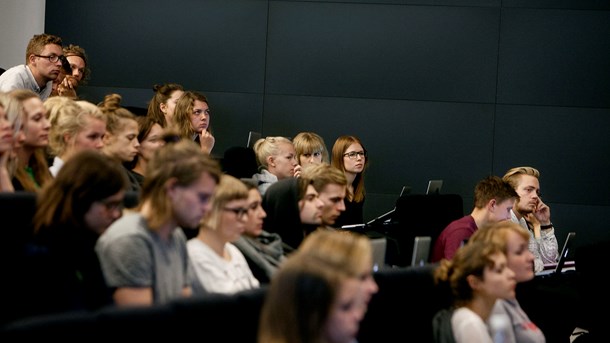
left=147, top=83, right=184, bottom=127
left=331, top=135, right=368, bottom=202
left=25, top=33, right=62, bottom=64
left=473, top=175, right=518, bottom=208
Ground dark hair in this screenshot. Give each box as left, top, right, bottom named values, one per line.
left=33, top=151, right=128, bottom=233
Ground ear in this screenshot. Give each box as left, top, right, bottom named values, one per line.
left=164, top=177, right=179, bottom=199
left=63, top=132, right=73, bottom=145
left=267, top=155, right=275, bottom=168
left=159, top=102, right=167, bottom=114
left=27, top=54, right=36, bottom=65
left=466, top=274, right=483, bottom=291
left=487, top=198, right=497, bottom=211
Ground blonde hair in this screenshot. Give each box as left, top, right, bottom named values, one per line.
left=46, top=97, right=106, bottom=156
left=502, top=166, right=540, bottom=190
left=253, top=136, right=293, bottom=170
left=258, top=253, right=352, bottom=343
left=293, top=131, right=329, bottom=164
left=297, top=229, right=372, bottom=278
left=140, top=139, right=221, bottom=230
left=201, top=174, right=249, bottom=231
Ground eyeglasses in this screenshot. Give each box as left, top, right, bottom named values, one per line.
left=343, top=151, right=366, bottom=160
left=98, top=199, right=124, bottom=212
left=33, top=54, right=63, bottom=63
left=223, top=207, right=249, bottom=220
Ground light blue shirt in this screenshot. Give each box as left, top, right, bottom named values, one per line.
left=0, top=64, right=53, bottom=100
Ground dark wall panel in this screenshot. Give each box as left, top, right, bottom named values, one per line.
left=497, top=8, right=610, bottom=107
left=264, top=94, right=495, bottom=220
left=493, top=104, right=610, bottom=206
left=46, top=0, right=269, bottom=93
left=266, top=2, right=500, bottom=103
left=44, top=0, right=610, bottom=231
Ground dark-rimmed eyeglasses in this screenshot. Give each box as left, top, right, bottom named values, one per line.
left=223, top=207, right=249, bottom=219
left=343, top=151, right=366, bottom=160
left=33, top=54, right=62, bottom=63
left=98, top=199, right=124, bottom=212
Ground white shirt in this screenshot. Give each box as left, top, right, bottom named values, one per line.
left=187, top=239, right=259, bottom=295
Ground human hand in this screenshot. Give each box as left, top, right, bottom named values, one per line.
left=533, top=198, right=551, bottom=225
left=57, top=75, right=79, bottom=98
left=525, top=212, right=542, bottom=239
left=199, top=129, right=215, bottom=154
left=293, top=164, right=302, bottom=178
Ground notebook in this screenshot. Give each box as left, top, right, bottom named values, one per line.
left=426, top=180, right=443, bottom=195
left=411, top=236, right=431, bottom=267
left=535, top=232, right=576, bottom=277
left=246, top=131, right=262, bottom=148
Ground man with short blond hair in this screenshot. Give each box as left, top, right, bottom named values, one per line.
left=503, top=166, right=559, bottom=272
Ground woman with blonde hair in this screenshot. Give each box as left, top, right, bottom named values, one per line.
left=293, top=131, right=329, bottom=167
left=9, top=89, right=52, bottom=191
left=187, top=174, right=260, bottom=294
left=45, top=96, right=106, bottom=176
left=469, top=222, right=546, bottom=343
left=252, top=136, right=300, bottom=195
left=0, top=92, right=23, bottom=192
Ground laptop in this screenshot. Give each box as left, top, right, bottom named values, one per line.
left=536, top=232, right=576, bottom=277
left=364, top=185, right=411, bottom=226
left=370, top=237, right=387, bottom=271
left=411, top=236, right=431, bottom=267
left=246, top=131, right=262, bottom=148
left=426, top=180, right=443, bottom=195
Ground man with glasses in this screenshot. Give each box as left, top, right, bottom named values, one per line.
left=0, top=33, right=64, bottom=100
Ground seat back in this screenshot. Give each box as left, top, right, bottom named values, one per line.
left=387, top=194, right=463, bottom=266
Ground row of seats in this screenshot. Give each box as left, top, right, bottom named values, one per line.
left=0, top=264, right=447, bottom=342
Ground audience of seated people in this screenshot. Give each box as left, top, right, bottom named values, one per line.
left=252, top=136, right=300, bottom=195
left=95, top=138, right=221, bottom=307
left=187, top=174, right=260, bottom=294
left=331, top=135, right=368, bottom=228
left=0, top=34, right=595, bottom=343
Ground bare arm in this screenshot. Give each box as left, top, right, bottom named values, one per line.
left=113, top=287, right=154, bottom=307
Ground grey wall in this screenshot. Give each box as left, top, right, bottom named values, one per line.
left=45, top=0, right=610, bottom=248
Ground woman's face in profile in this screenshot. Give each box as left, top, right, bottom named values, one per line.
left=324, top=277, right=367, bottom=343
